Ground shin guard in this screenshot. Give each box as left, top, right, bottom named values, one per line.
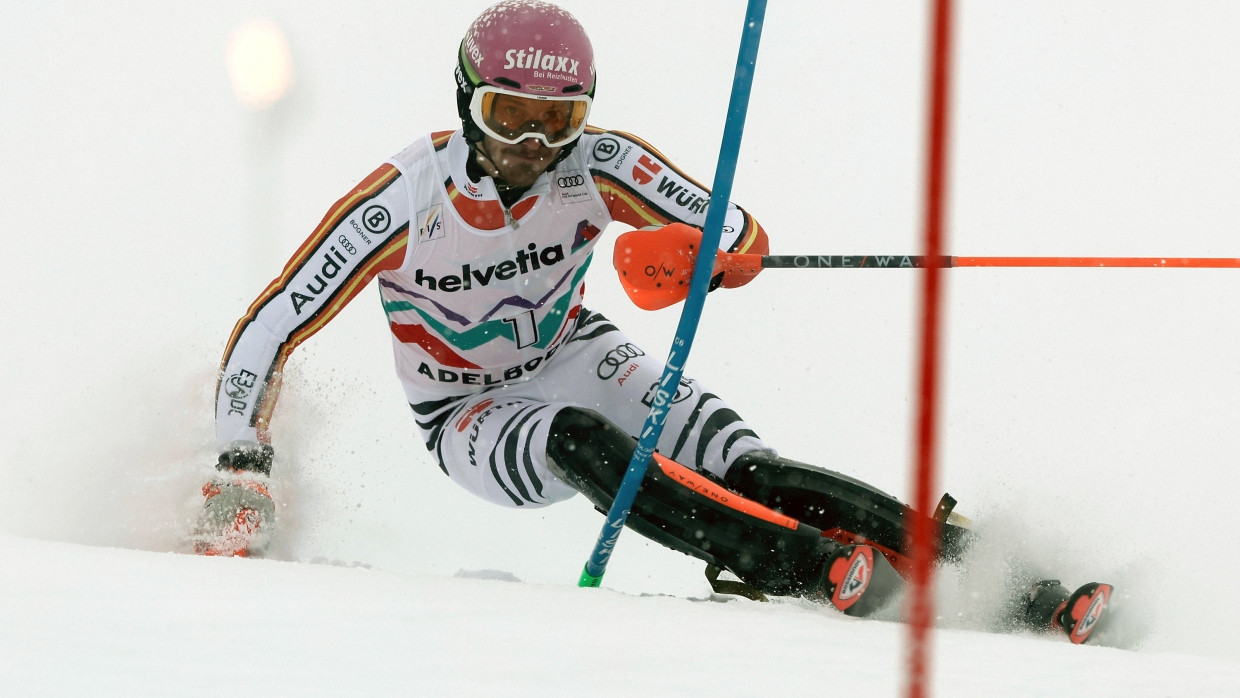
left=724, top=451, right=971, bottom=576
left=547, top=407, right=832, bottom=596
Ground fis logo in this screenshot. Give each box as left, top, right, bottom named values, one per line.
left=418, top=204, right=446, bottom=241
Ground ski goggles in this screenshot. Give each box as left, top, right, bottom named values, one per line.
left=469, top=85, right=592, bottom=148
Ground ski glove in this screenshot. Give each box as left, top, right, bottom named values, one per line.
left=192, top=444, right=276, bottom=557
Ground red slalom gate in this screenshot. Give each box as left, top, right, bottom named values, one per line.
left=907, top=0, right=954, bottom=696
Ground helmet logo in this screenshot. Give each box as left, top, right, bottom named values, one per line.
left=503, top=48, right=580, bottom=76
left=464, top=35, right=485, bottom=66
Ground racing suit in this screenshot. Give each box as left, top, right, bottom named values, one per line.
left=214, top=127, right=770, bottom=507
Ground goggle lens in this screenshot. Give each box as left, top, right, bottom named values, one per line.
left=470, top=87, right=590, bottom=147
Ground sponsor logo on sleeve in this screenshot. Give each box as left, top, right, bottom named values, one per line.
left=363, top=205, right=391, bottom=234
left=592, top=137, right=620, bottom=162
left=631, top=154, right=663, bottom=185
left=336, top=234, right=358, bottom=255
left=611, top=145, right=633, bottom=172
left=654, top=174, right=710, bottom=215
left=347, top=218, right=374, bottom=246
left=289, top=245, right=352, bottom=315
left=224, top=369, right=259, bottom=416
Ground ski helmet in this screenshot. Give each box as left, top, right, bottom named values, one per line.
left=455, top=1, right=596, bottom=152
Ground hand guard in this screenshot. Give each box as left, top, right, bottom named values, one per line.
left=192, top=444, right=276, bottom=557
left=612, top=223, right=766, bottom=310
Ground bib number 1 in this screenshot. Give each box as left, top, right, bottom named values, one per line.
left=504, top=311, right=539, bottom=349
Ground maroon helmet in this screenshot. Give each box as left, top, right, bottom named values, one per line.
left=455, top=1, right=596, bottom=149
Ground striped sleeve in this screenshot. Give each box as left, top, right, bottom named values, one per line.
left=582, top=127, right=768, bottom=287
left=215, top=163, right=411, bottom=450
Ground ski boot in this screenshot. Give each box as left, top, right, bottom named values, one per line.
left=1019, top=579, right=1113, bottom=644
left=704, top=541, right=903, bottom=617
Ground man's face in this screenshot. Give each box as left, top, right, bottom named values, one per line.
left=474, top=91, right=583, bottom=187
left=480, top=134, right=562, bottom=188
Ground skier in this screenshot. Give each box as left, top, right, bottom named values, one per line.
left=193, top=0, right=1111, bottom=641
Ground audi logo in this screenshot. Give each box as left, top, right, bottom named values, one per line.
left=337, top=235, right=358, bottom=255
left=557, top=175, right=585, bottom=188
left=596, top=343, right=645, bottom=379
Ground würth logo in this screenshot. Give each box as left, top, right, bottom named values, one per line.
left=631, top=154, right=662, bottom=185
left=655, top=177, right=710, bottom=215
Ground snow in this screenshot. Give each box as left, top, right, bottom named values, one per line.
left=3, top=2, right=1240, bottom=695
left=4, top=534, right=1238, bottom=697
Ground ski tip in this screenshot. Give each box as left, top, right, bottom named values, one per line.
left=817, top=544, right=901, bottom=617
left=826, top=545, right=875, bottom=614
left=1062, top=582, right=1114, bottom=645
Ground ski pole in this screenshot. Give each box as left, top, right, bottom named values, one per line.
left=749, top=254, right=1240, bottom=269
left=578, top=0, right=768, bottom=588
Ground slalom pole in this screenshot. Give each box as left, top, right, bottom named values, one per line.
left=578, top=0, right=768, bottom=588
left=907, top=0, right=954, bottom=695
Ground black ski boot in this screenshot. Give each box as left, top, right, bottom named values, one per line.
left=1018, top=579, right=1113, bottom=644
left=704, top=539, right=903, bottom=616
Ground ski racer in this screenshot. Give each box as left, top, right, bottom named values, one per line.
left=193, top=0, right=1111, bottom=641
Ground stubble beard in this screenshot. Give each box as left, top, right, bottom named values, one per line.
left=479, top=138, right=561, bottom=188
